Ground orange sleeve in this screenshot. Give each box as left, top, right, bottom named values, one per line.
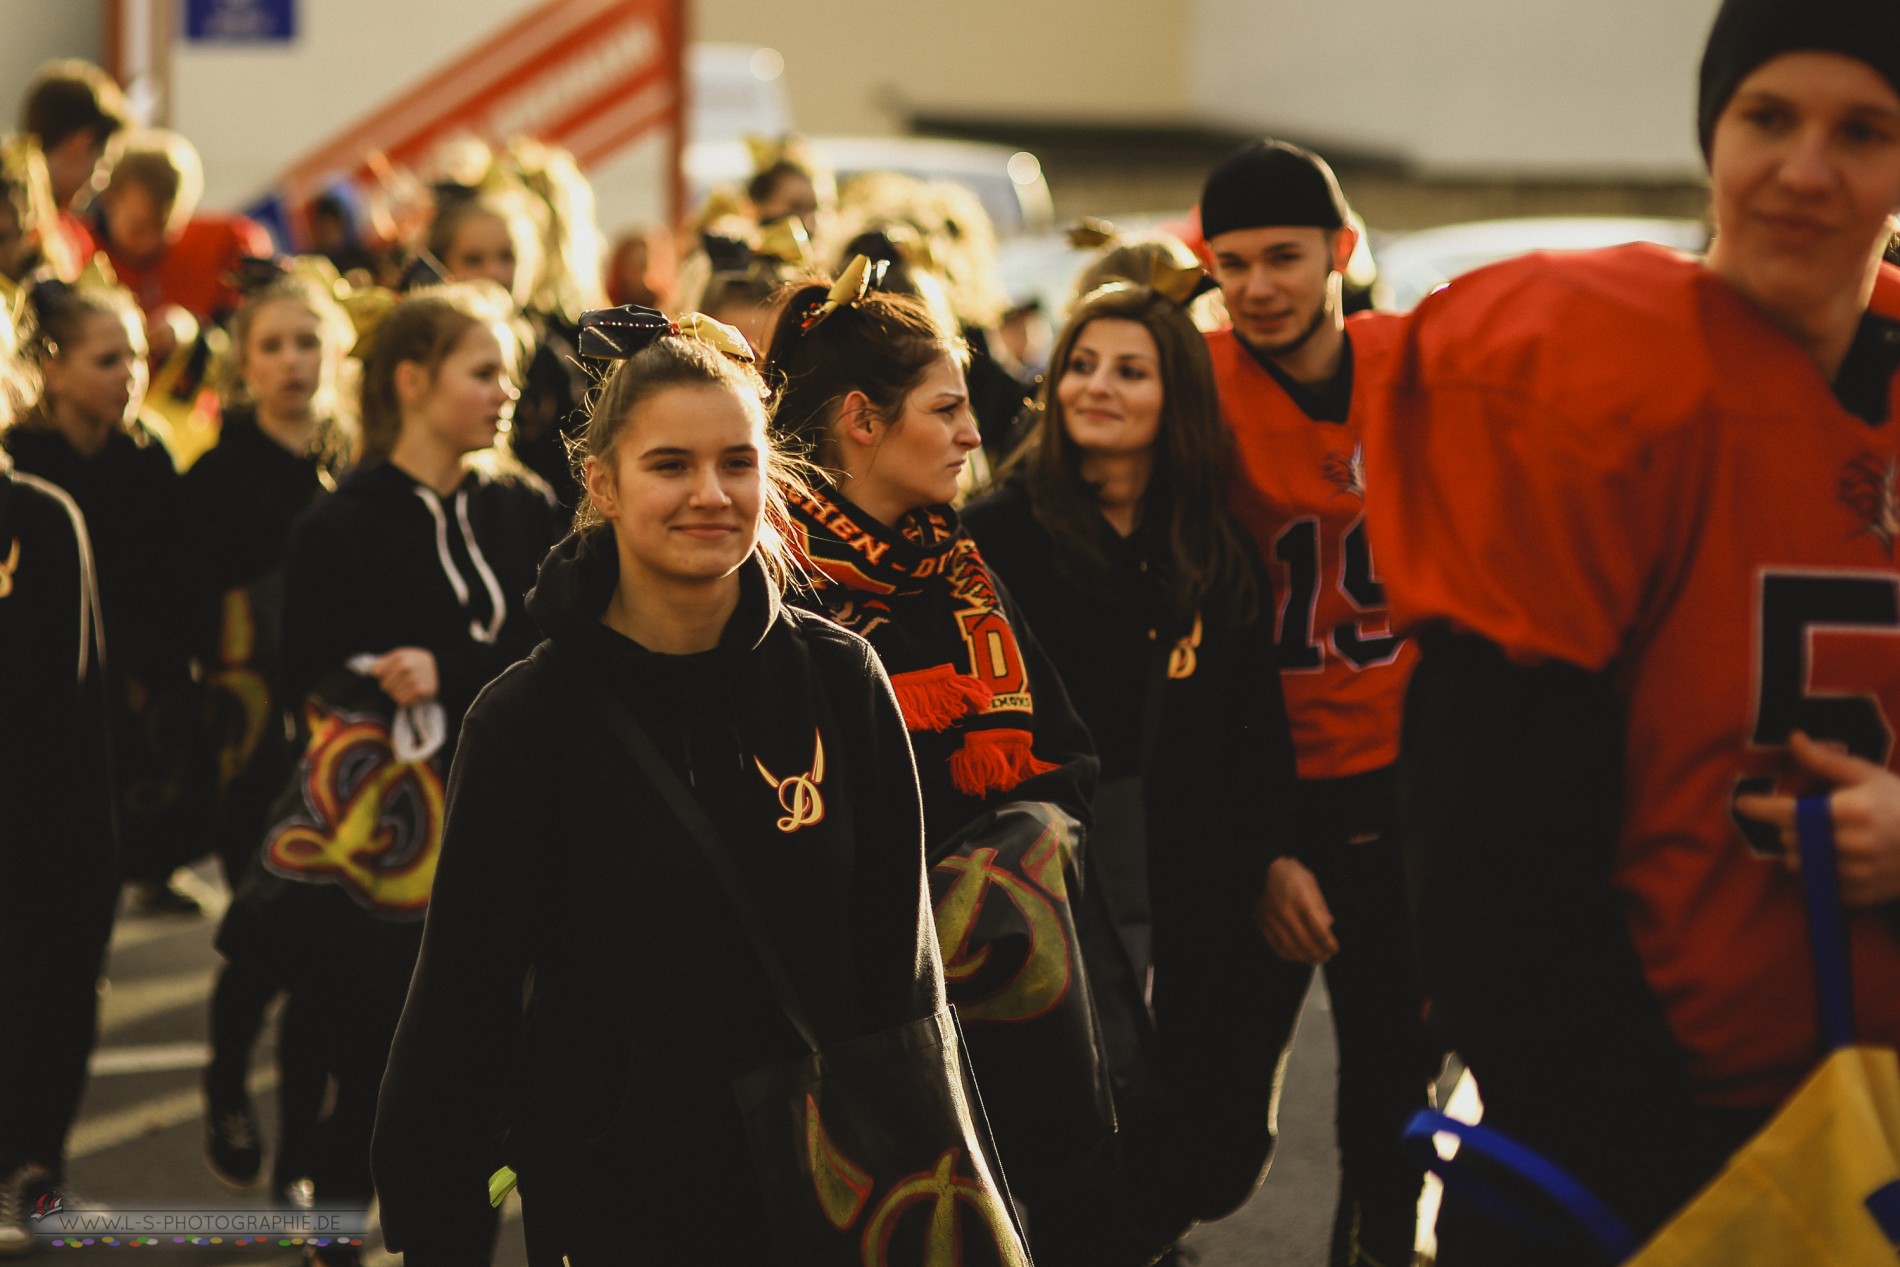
left=1363, top=248, right=1716, bottom=672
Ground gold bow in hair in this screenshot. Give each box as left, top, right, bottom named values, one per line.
left=578, top=305, right=755, bottom=364
left=673, top=311, right=756, bottom=363
left=1150, top=257, right=1216, bottom=307
left=754, top=217, right=814, bottom=270
left=744, top=133, right=816, bottom=177
left=341, top=285, right=399, bottom=359
left=799, top=254, right=883, bottom=331
left=1066, top=217, right=1119, bottom=249
left=76, top=253, right=119, bottom=289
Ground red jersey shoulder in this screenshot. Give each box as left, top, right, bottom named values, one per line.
left=1874, top=260, right=1900, bottom=319
left=1402, top=243, right=1717, bottom=443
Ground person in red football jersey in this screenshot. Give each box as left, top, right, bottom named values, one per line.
left=96, top=129, right=273, bottom=357
left=1200, top=140, right=1441, bottom=1267
left=1364, top=0, right=1900, bottom=1261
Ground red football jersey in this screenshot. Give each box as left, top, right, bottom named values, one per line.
left=107, top=214, right=274, bottom=323
left=1210, top=311, right=1417, bottom=780
left=1366, top=244, right=1900, bottom=1108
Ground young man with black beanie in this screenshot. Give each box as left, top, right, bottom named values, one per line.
left=1364, top=0, right=1900, bottom=1260
left=1200, top=139, right=1441, bottom=1267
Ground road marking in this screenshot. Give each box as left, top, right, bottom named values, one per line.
left=68, top=1070, right=277, bottom=1161
left=97, top=967, right=217, bottom=1034
left=90, top=1042, right=213, bottom=1077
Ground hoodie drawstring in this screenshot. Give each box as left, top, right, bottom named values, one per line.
left=414, top=486, right=505, bottom=645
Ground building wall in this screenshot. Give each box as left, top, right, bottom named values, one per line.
left=1187, top=0, right=1723, bottom=177
left=694, top=0, right=1191, bottom=136
left=3, top=5, right=107, bottom=132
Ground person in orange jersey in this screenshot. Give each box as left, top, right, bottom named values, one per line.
left=1201, top=139, right=1441, bottom=1267
left=1363, top=0, right=1900, bottom=1260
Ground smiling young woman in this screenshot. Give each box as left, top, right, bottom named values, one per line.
left=965, top=279, right=1305, bottom=1261
left=372, top=311, right=948, bottom=1265
left=1364, top=0, right=1900, bottom=1260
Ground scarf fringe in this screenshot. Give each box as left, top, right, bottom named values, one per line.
left=890, top=664, right=992, bottom=732
left=949, top=728, right=1060, bottom=798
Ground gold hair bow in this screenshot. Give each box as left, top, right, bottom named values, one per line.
left=799, top=254, right=884, bottom=331
left=1066, top=217, right=1119, bottom=249
left=744, top=133, right=816, bottom=177
left=1150, top=257, right=1217, bottom=306
left=673, top=311, right=756, bottom=363
left=754, top=217, right=814, bottom=270
left=578, top=304, right=755, bottom=364
left=341, top=286, right=399, bottom=359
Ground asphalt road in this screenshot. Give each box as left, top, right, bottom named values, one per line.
left=48, top=862, right=1400, bottom=1266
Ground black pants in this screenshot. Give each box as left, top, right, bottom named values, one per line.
left=1291, top=826, right=1444, bottom=1267
left=0, top=853, right=117, bottom=1178
left=281, top=904, right=422, bottom=1211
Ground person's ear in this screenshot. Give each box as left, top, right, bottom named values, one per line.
left=1330, top=223, right=1360, bottom=277
left=836, top=389, right=879, bottom=450
left=394, top=359, right=430, bottom=411
left=583, top=453, right=618, bottom=517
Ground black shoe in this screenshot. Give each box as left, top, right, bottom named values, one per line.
left=203, top=1082, right=263, bottom=1189
left=0, top=1168, right=30, bottom=1259
left=128, top=876, right=205, bottom=918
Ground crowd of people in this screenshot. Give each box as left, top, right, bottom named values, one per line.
left=2, top=0, right=1899, bottom=1262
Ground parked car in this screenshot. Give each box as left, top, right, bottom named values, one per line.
left=1373, top=215, right=1710, bottom=310
left=686, top=134, right=1055, bottom=239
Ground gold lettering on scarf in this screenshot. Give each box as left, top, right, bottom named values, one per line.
left=932, top=842, right=1071, bottom=1022
left=754, top=727, right=827, bottom=833
left=861, top=1149, right=1027, bottom=1267
left=0, top=537, right=18, bottom=599
left=1169, top=612, right=1204, bottom=680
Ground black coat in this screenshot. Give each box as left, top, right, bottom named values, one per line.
left=372, top=531, right=943, bottom=1262
left=179, top=408, right=332, bottom=873
left=279, top=459, right=563, bottom=753
left=962, top=480, right=1304, bottom=901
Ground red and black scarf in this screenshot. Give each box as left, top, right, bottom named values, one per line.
left=788, top=486, right=1057, bottom=798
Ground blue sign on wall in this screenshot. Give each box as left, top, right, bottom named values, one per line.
left=185, top=0, right=297, bottom=43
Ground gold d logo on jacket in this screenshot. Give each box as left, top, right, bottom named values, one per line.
left=263, top=704, right=445, bottom=914
left=932, top=820, right=1074, bottom=1023
left=0, top=537, right=18, bottom=599
left=755, top=728, right=826, bottom=833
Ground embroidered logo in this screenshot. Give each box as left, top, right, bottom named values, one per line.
left=0, top=537, right=18, bottom=599
left=1322, top=442, right=1368, bottom=501
left=1840, top=452, right=1900, bottom=551
left=755, top=727, right=827, bottom=833
left=1168, top=612, right=1204, bottom=680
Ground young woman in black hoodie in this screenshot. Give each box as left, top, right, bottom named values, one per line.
left=3, top=278, right=203, bottom=914
left=187, top=263, right=356, bottom=1200
left=372, top=311, right=944, bottom=1264
left=250, top=281, right=560, bottom=1263
left=964, top=277, right=1308, bottom=1258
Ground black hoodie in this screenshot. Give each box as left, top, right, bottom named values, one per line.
left=279, top=459, right=563, bottom=751
left=373, top=529, right=942, bottom=1263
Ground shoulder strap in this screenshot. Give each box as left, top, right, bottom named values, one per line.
left=543, top=641, right=822, bottom=1054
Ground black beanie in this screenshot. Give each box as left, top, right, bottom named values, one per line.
left=1698, top=0, right=1900, bottom=161
left=1200, top=140, right=1350, bottom=242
